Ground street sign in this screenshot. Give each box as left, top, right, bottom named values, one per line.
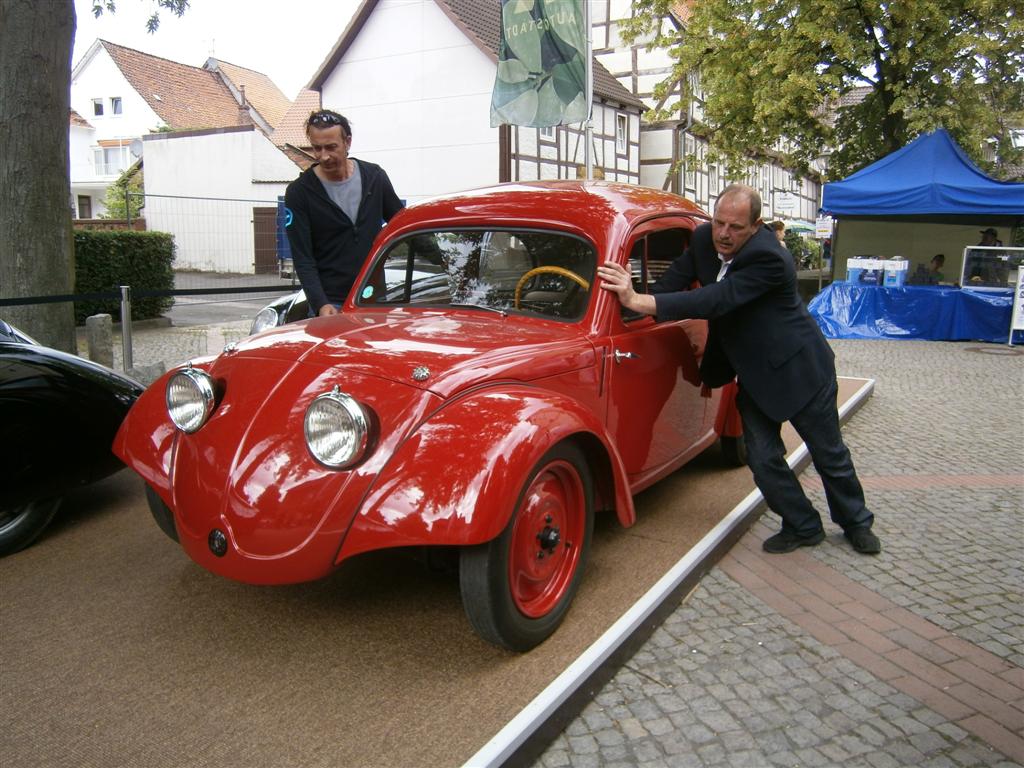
left=815, top=216, right=833, bottom=239
left=775, top=191, right=796, bottom=210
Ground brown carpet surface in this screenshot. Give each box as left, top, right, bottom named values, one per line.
left=0, top=380, right=867, bottom=768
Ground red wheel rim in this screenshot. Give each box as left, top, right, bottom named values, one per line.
left=508, top=459, right=586, bottom=618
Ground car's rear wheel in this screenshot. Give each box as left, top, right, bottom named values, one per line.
left=459, top=443, right=593, bottom=651
left=144, top=484, right=179, bottom=542
left=721, top=434, right=748, bottom=467
left=0, top=498, right=62, bottom=556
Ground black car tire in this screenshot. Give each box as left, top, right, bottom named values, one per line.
left=721, top=434, right=748, bottom=467
left=459, top=442, right=593, bottom=651
left=0, top=498, right=62, bottom=556
left=144, top=484, right=180, bottom=542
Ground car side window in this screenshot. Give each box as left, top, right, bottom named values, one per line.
left=621, top=226, right=694, bottom=322
left=622, top=239, right=647, bottom=322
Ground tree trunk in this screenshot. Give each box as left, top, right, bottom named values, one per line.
left=0, top=0, right=77, bottom=351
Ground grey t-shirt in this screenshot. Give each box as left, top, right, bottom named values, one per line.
left=319, top=162, right=362, bottom=223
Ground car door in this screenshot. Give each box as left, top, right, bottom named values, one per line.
left=603, top=219, right=714, bottom=481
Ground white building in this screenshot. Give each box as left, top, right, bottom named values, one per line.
left=69, top=39, right=292, bottom=219
left=308, top=0, right=645, bottom=203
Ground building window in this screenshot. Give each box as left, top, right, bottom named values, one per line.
left=539, top=125, right=554, bottom=142
left=684, top=135, right=696, bottom=189
left=616, top=114, right=627, bottom=154
left=110, top=97, right=122, bottom=115
left=93, top=145, right=129, bottom=176
left=77, top=196, right=92, bottom=219
left=709, top=164, right=718, bottom=195
left=92, top=98, right=103, bottom=116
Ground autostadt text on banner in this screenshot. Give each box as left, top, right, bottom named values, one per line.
left=490, top=0, right=588, bottom=128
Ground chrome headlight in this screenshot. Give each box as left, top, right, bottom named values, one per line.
left=304, top=387, right=370, bottom=468
left=250, top=306, right=280, bottom=335
left=166, top=365, right=217, bottom=433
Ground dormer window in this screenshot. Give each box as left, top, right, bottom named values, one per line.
left=92, top=98, right=103, bottom=116
left=110, top=97, right=122, bottom=115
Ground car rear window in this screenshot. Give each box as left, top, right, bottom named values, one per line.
left=356, top=229, right=596, bottom=320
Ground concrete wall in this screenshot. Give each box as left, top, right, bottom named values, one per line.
left=142, top=127, right=294, bottom=273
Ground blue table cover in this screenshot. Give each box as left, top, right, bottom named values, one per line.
left=807, top=283, right=1014, bottom=342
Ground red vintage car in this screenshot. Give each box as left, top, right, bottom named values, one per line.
left=113, top=181, right=744, bottom=651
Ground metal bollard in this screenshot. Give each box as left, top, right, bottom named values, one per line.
left=120, top=285, right=133, bottom=373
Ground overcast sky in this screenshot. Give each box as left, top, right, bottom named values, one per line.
left=73, top=0, right=361, bottom=99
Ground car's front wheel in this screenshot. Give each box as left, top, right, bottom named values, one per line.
left=0, top=498, right=62, bottom=556
left=459, top=443, right=593, bottom=651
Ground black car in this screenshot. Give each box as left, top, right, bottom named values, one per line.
left=249, top=290, right=308, bottom=335
left=0, top=320, right=144, bottom=555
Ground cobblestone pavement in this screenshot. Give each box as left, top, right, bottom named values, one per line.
left=76, top=318, right=253, bottom=382
left=534, top=339, right=1024, bottom=768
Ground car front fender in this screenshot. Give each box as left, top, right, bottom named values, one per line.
left=336, top=385, right=635, bottom=562
left=111, top=369, right=180, bottom=501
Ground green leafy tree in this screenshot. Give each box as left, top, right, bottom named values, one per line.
left=622, top=0, right=1024, bottom=180
left=0, top=0, right=187, bottom=351
left=101, top=167, right=145, bottom=220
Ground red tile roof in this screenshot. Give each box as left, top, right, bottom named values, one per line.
left=70, top=109, right=93, bottom=129
left=98, top=40, right=250, bottom=130
left=271, top=89, right=322, bottom=149
left=207, top=58, right=292, bottom=129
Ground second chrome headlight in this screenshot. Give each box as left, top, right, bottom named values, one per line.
left=304, top=387, right=370, bottom=468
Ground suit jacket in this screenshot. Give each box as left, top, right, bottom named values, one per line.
left=652, top=223, right=835, bottom=422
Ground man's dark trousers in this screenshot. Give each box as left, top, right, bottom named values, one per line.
left=737, top=377, right=874, bottom=537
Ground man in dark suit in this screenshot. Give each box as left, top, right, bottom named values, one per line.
left=597, top=184, right=880, bottom=555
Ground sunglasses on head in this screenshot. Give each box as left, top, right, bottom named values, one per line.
left=308, top=111, right=345, bottom=128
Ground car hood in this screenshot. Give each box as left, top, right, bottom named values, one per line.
left=224, top=309, right=596, bottom=397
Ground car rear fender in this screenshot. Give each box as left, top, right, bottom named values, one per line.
left=336, top=386, right=635, bottom=562
left=713, top=381, right=743, bottom=438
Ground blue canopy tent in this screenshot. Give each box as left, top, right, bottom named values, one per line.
left=822, top=128, right=1024, bottom=216
left=811, top=129, right=1023, bottom=341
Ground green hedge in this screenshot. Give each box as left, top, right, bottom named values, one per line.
left=74, top=231, right=175, bottom=324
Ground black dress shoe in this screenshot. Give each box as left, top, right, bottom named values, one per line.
left=845, top=527, right=882, bottom=555
left=762, top=528, right=825, bottom=554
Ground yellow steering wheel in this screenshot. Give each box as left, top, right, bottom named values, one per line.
left=514, top=266, right=590, bottom=309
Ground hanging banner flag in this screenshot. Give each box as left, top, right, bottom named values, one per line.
left=490, top=0, right=588, bottom=128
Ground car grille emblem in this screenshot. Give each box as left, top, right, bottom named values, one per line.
left=412, top=366, right=430, bottom=382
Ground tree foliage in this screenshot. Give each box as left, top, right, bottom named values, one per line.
left=89, top=0, right=190, bottom=32
left=101, top=166, right=145, bottom=220
left=623, top=0, right=1024, bottom=180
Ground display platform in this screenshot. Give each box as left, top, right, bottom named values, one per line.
left=808, top=282, right=1014, bottom=342
left=0, top=379, right=871, bottom=768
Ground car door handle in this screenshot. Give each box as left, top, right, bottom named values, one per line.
left=613, top=350, right=639, bottom=363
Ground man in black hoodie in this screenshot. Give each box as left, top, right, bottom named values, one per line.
left=285, top=110, right=404, bottom=316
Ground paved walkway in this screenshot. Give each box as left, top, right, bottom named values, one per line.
left=533, top=339, right=1023, bottom=767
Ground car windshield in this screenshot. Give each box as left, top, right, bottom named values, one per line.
left=356, top=229, right=596, bottom=320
